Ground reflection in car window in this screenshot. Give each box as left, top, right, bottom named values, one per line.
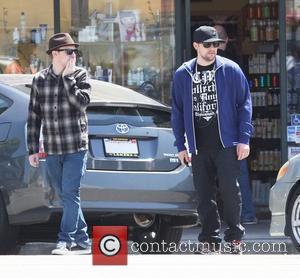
left=13, top=85, right=31, bottom=95
left=87, top=106, right=171, bottom=128
left=0, top=94, right=12, bottom=115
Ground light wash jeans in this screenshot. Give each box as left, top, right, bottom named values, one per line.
left=46, top=150, right=90, bottom=247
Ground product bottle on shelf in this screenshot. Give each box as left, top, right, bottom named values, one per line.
left=248, top=0, right=256, bottom=19
left=262, top=0, right=270, bottom=19
left=256, top=0, right=263, bottom=19
left=127, top=69, right=133, bottom=86
left=265, top=20, right=273, bottom=41
left=141, top=23, right=146, bottom=41
left=267, top=90, right=273, bottom=106
left=19, top=12, right=26, bottom=43
left=12, top=27, right=20, bottom=45
left=270, top=0, right=278, bottom=19
left=35, top=29, right=41, bottom=44
left=250, top=20, right=259, bottom=41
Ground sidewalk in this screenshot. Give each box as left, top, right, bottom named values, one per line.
left=13, top=220, right=298, bottom=255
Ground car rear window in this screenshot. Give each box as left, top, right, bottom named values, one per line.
left=87, top=106, right=171, bottom=128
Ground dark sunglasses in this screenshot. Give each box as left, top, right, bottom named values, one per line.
left=56, top=48, right=79, bottom=55
left=202, top=42, right=220, bottom=48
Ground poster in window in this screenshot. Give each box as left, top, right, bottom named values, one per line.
left=118, top=10, right=140, bottom=42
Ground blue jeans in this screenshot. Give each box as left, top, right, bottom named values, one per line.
left=239, top=159, right=256, bottom=221
left=46, top=150, right=89, bottom=246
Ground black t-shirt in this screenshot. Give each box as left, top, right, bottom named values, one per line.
left=192, top=62, right=222, bottom=149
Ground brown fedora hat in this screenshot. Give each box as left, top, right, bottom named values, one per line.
left=46, top=33, right=79, bottom=54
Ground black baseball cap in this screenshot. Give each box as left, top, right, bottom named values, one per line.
left=193, top=26, right=225, bottom=43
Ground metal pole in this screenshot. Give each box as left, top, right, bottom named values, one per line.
left=54, top=0, right=60, bottom=34
left=279, top=0, right=287, bottom=163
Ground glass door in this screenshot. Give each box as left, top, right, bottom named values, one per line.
left=285, top=0, right=300, bottom=159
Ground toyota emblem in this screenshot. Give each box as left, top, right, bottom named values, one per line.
left=116, top=123, right=129, bottom=134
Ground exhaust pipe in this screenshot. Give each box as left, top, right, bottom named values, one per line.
left=133, top=213, right=156, bottom=228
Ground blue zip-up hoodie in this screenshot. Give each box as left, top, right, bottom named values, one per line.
left=171, top=55, right=253, bottom=154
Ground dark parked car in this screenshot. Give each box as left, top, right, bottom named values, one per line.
left=0, top=74, right=198, bottom=254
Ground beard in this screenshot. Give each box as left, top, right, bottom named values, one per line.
left=201, top=52, right=216, bottom=63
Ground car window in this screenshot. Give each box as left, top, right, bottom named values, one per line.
left=87, top=106, right=171, bottom=128
left=0, top=94, right=12, bottom=115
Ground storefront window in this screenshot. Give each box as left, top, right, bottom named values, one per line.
left=286, top=0, right=300, bottom=158
left=60, top=0, right=175, bottom=103
left=0, top=1, right=54, bottom=74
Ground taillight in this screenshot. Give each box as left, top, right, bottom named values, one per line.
left=38, top=140, right=47, bottom=159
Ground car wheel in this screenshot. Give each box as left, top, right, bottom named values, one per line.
left=0, top=194, right=18, bottom=254
left=287, top=186, right=300, bottom=252
left=132, top=220, right=183, bottom=254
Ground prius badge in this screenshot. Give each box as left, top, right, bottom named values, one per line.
left=116, top=123, right=130, bottom=134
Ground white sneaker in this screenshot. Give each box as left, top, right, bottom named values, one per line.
left=51, top=241, right=70, bottom=255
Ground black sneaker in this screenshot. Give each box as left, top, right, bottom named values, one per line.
left=241, top=217, right=258, bottom=225
left=194, top=242, right=221, bottom=255
left=229, top=240, right=243, bottom=254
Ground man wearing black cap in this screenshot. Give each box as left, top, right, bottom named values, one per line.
left=27, top=33, right=91, bottom=255
left=171, top=26, right=253, bottom=254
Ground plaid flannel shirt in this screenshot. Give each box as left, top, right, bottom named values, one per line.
left=27, top=65, right=91, bottom=155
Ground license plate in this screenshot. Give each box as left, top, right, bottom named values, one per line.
left=103, top=138, right=139, bottom=157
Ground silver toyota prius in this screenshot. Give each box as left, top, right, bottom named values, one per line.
left=269, top=154, right=300, bottom=252
left=0, top=74, right=198, bottom=254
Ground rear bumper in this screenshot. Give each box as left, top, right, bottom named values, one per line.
left=79, top=165, right=197, bottom=210
left=10, top=207, right=199, bottom=228
left=7, top=163, right=198, bottom=225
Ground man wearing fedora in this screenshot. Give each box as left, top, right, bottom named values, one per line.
left=27, top=33, right=91, bottom=255
left=171, top=26, right=253, bottom=254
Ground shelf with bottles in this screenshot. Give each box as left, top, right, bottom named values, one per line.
left=248, top=19, right=279, bottom=43
left=249, top=176, right=276, bottom=211
left=246, top=50, right=279, bottom=75
left=248, top=73, right=279, bottom=87
left=244, top=0, right=279, bottom=41
left=125, top=65, right=160, bottom=86
left=251, top=177, right=273, bottom=206
left=79, top=53, right=117, bottom=82
left=249, top=149, right=281, bottom=172
left=251, top=90, right=280, bottom=109
left=247, top=0, right=279, bottom=20
left=252, top=116, right=281, bottom=139
left=12, top=11, right=49, bottom=45
left=80, top=39, right=164, bottom=90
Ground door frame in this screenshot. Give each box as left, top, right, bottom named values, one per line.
left=175, top=0, right=191, bottom=68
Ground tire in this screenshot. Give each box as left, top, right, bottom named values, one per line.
left=0, top=194, right=18, bottom=254
left=287, top=186, right=300, bottom=252
left=132, top=219, right=183, bottom=254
